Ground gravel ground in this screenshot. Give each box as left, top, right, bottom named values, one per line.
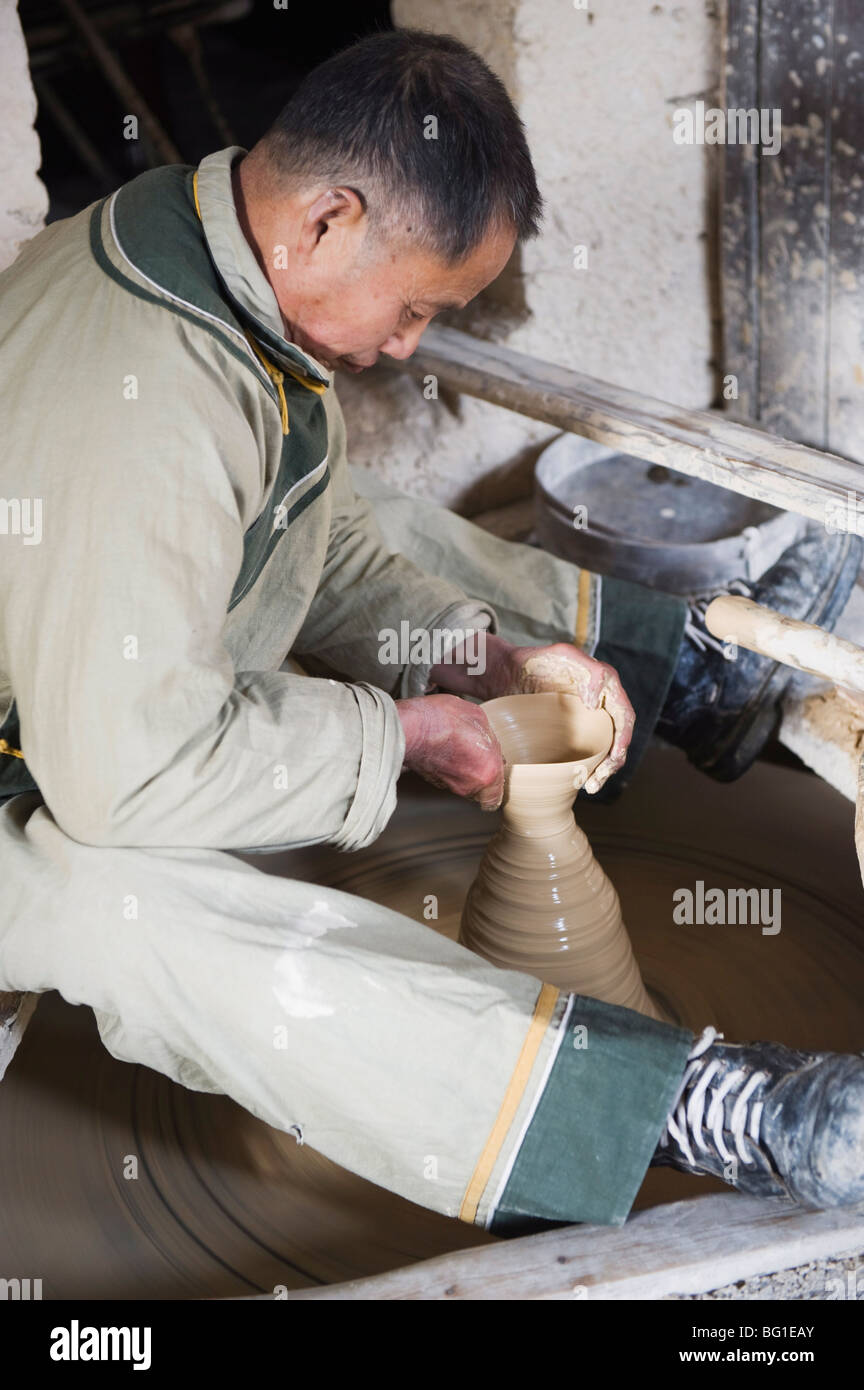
left=668, top=1250, right=864, bottom=1300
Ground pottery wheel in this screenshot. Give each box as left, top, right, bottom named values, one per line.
left=2, top=746, right=863, bottom=1298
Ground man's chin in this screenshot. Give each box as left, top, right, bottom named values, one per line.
left=337, top=351, right=380, bottom=374
left=300, top=343, right=375, bottom=374
left=308, top=350, right=364, bottom=374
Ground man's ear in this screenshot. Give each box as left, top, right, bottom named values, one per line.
left=300, top=186, right=366, bottom=253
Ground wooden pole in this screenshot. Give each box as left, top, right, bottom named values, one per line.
left=232, top=1191, right=864, bottom=1301
left=34, top=76, right=116, bottom=192
left=55, top=0, right=184, bottom=167
left=393, top=326, right=864, bottom=535
left=706, top=595, right=864, bottom=695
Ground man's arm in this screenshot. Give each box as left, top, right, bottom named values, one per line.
left=8, top=364, right=403, bottom=852
left=294, top=385, right=634, bottom=795
left=293, top=384, right=496, bottom=698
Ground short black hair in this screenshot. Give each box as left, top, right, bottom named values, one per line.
left=258, top=28, right=543, bottom=263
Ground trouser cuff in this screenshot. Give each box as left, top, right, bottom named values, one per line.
left=486, top=993, right=693, bottom=1234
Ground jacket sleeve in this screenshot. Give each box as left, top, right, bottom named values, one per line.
left=7, top=356, right=403, bottom=853
left=293, top=383, right=497, bottom=697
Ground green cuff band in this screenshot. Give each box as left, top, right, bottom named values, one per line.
left=489, top=993, right=693, bottom=1233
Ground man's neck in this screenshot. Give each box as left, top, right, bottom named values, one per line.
left=231, top=158, right=272, bottom=290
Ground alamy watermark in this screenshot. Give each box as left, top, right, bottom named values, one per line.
left=50, top=1321, right=151, bottom=1370
left=673, top=881, right=781, bottom=935
left=673, top=101, right=781, bottom=157
left=825, top=489, right=864, bottom=536
left=0, top=1276, right=42, bottom=1299
left=0, top=497, right=42, bottom=545
left=378, top=622, right=487, bottom=676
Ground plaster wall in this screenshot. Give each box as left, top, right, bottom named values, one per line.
left=0, top=3, right=48, bottom=273
left=337, top=0, right=722, bottom=511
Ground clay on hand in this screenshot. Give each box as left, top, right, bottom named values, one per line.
left=427, top=635, right=635, bottom=793
left=508, top=642, right=636, bottom=794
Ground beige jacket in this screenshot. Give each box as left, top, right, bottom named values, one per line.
left=0, top=146, right=494, bottom=850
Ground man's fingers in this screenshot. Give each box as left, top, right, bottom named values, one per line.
left=599, top=685, right=635, bottom=745
left=584, top=667, right=612, bottom=707
left=397, top=694, right=506, bottom=807
left=606, top=711, right=635, bottom=757
left=584, top=760, right=613, bottom=795
left=583, top=716, right=633, bottom=793
left=584, top=749, right=627, bottom=795
left=470, top=741, right=506, bottom=810
left=504, top=642, right=636, bottom=796
left=478, top=763, right=505, bottom=811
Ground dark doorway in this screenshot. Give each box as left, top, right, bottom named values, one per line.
left=20, top=0, right=393, bottom=220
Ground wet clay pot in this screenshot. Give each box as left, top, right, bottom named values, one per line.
left=459, top=691, right=661, bottom=1019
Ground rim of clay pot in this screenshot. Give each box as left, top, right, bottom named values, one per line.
left=481, top=691, right=614, bottom=769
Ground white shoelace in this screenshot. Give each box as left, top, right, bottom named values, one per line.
left=658, top=1025, right=770, bottom=1170
left=683, top=579, right=754, bottom=656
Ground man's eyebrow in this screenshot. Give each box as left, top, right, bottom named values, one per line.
left=427, top=298, right=465, bottom=312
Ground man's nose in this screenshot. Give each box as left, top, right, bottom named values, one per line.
left=379, top=323, right=427, bottom=360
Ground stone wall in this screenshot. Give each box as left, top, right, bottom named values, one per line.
left=0, top=5, right=46, bottom=1075
left=0, top=3, right=47, bottom=273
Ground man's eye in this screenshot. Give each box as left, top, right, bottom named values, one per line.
left=408, top=307, right=425, bottom=322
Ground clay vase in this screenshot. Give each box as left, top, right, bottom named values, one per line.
left=460, top=691, right=661, bottom=1020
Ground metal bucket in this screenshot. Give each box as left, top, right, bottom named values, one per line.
left=535, top=434, right=805, bottom=595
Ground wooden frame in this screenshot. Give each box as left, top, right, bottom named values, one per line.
left=393, top=325, right=864, bottom=531
left=245, top=1193, right=864, bottom=1300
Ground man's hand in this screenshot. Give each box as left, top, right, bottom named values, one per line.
left=430, top=632, right=634, bottom=795
left=505, top=641, right=635, bottom=793
left=396, top=694, right=504, bottom=811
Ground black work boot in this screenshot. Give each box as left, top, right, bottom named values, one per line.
left=656, top=525, right=863, bottom=780
left=651, top=1026, right=864, bottom=1208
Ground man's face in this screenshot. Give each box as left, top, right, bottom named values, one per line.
left=271, top=197, right=517, bottom=374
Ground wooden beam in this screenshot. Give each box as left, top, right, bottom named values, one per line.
left=393, top=327, right=864, bottom=535
left=242, top=1191, right=864, bottom=1301
left=55, top=0, right=184, bottom=167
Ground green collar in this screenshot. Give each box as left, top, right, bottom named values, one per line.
left=194, top=146, right=331, bottom=388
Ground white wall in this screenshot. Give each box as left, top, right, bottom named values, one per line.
left=337, top=0, right=721, bottom=510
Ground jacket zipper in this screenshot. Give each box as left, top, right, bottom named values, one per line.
left=246, top=334, right=290, bottom=434
left=189, top=169, right=291, bottom=435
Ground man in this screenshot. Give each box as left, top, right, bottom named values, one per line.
left=0, top=28, right=861, bottom=1241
